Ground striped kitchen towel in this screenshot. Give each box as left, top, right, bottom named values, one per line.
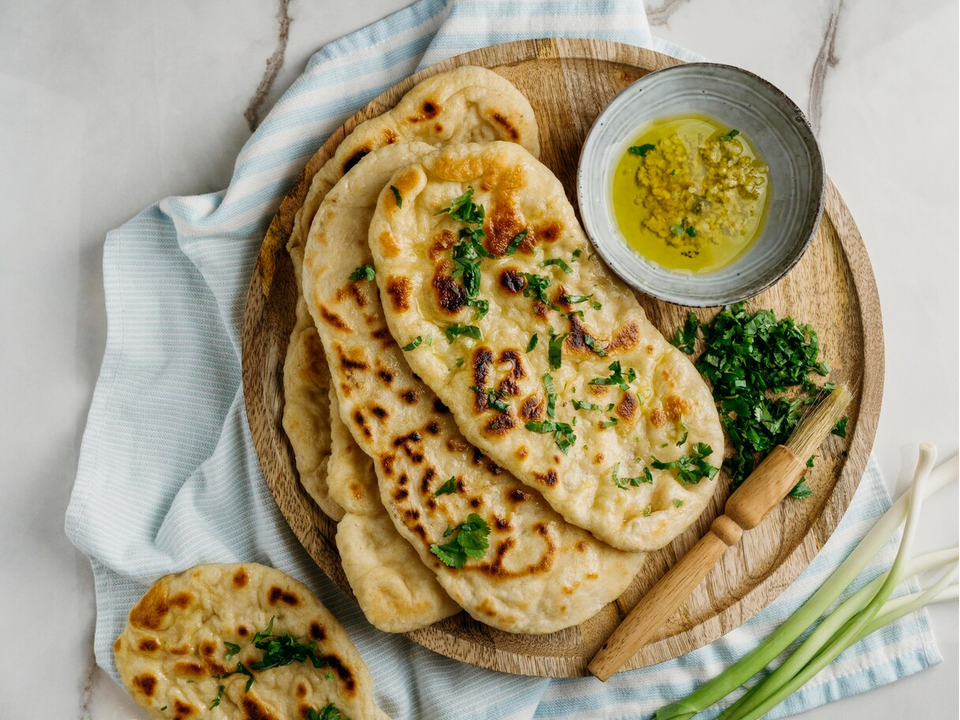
left=64, top=1, right=940, bottom=717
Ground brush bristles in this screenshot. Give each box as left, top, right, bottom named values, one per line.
left=786, top=385, right=853, bottom=460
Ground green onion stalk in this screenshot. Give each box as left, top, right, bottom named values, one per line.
left=656, top=448, right=958, bottom=720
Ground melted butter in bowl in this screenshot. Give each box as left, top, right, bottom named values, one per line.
left=578, top=63, right=824, bottom=307
left=613, top=115, right=770, bottom=274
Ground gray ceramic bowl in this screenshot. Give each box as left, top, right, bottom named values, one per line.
left=577, top=63, right=824, bottom=307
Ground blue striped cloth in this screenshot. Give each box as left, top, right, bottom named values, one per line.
left=65, top=1, right=940, bottom=717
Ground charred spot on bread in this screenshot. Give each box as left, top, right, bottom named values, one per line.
left=499, top=267, right=526, bottom=294
left=432, top=262, right=467, bottom=315
left=615, top=392, right=639, bottom=422
left=520, top=395, right=544, bottom=421
left=342, top=146, right=370, bottom=174
left=491, top=111, right=520, bottom=140
left=132, top=673, right=157, bottom=697
left=385, top=275, right=412, bottom=311
left=267, top=586, right=301, bottom=606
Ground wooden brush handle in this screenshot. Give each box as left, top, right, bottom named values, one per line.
left=587, top=446, right=805, bottom=681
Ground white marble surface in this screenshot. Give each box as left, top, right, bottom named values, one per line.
left=0, top=0, right=955, bottom=717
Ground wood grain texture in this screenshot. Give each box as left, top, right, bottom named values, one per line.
left=240, top=38, right=884, bottom=678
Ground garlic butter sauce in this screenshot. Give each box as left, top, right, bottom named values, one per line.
left=612, top=114, right=770, bottom=274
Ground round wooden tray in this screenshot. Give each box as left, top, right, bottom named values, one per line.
left=241, top=38, right=883, bottom=677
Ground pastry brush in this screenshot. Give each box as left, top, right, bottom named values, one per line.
left=588, top=385, right=852, bottom=681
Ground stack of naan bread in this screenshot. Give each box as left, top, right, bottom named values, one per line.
left=282, top=66, right=723, bottom=635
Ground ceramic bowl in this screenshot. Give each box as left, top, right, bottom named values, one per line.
left=577, top=63, right=824, bottom=307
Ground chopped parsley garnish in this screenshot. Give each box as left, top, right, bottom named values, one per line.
left=543, top=373, right=558, bottom=419
left=563, top=293, right=599, bottom=310
left=676, top=420, right=689, bottom=447
left=525, top=419, right=577, bottom=453
left=673, top=498, right=684, bottom=508
left=689, top=302, right=833, bottom=494
left=433, top=477, right=458, bottom=497
left=349, top=264, right=375, bottom=282
left=588, top=360, right=636, bottom=391
left=466, top=297, right=489, bottom=319
left=629, top=143, right=657, bottom=156
left=451, top=235, right=492, bottom=318
left=440, top=187, right=493, bottom=320
left=430, top=513, right=491, bottom=569
left=211, top=685, right=225, bottom=709
left=612, top=462, right=654, bottom=489
left=671, top=313, right=701, bottom=355
left=522, top=272, right=562, bottom=311
left=218, top=661, right=255, bottom=693
left=389, top=184, right=402, bottom=208
left=307, top=703, right=343, bottom=720
left=455, top=357, right=464, bottom=368
left=526, top=334, right=538, bottom=352
left=250, top=625, right=328, bottom=672
left=470, top=385, right=510, bottom=414
left=789, top=479, right=813, bottom=499
left=669, top=217, right=697, bottom=240
left=583, top=333, right=608, bottom=357
left=224, top=641, right=241, bottom=659
left=436, top=186, right=484, bottom=224
left=572, top=248, right=583, bottom=260
left=541, top=257, right=572, bottom=274
left=548, top=330, right=568, bottom=370
left=601, top=417, right=619, bottom=428
left=832, top=417, right=848, bottom=438
left=572, top=399, right=614, bottom=412
left=642, top=506, right=652, bottom=517
left=402, top=336, right=423, bottom=351
left=651, top=443, right=719, bottom=485
left=445, top=323, right=482, bottom=342
left=806, top=454, right=816, bottom=468
left=504, top=229, right=528, bottom=255
left=252, top=616, right=275, bottom=644
left=719, top=129, right=741, bottom=141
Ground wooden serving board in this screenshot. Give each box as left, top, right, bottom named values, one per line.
left=241, top=38, right=883, bottom=677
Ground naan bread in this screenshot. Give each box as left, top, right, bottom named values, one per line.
left=115, top=563, right=387, bottom=720
left=368, top=142, right=724, bottom=553
left=303, top=142, right=645, bottom=634
left=282, top=300, right=343, bottom=521
left=327, top=387, right=461, bottom=632
left=285, top=65, right=540, bottom=288
left=279, top=65, right=540, bottom=527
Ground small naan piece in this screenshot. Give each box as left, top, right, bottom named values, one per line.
left=279, top=65, right=540, bottom=525
left=328, top=387, right=461, bottom=632
left=303, top=142, right=645, bottom=634
left=115, top=563, right=388, bottom=720
left=368, top=142, right=724, bottom=552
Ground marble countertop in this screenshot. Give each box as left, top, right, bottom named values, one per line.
left=0, top=0, right=956, bottom=717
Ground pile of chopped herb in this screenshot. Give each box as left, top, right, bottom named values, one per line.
left=672, top=302, right=838, bottom=497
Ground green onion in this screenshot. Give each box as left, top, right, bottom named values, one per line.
left=656, top=448, right=958, bottom=720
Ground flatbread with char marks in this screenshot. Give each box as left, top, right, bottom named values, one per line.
left=303, top=142, right=645, bottom=634
left=367, top=142, right=724, bottom=552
